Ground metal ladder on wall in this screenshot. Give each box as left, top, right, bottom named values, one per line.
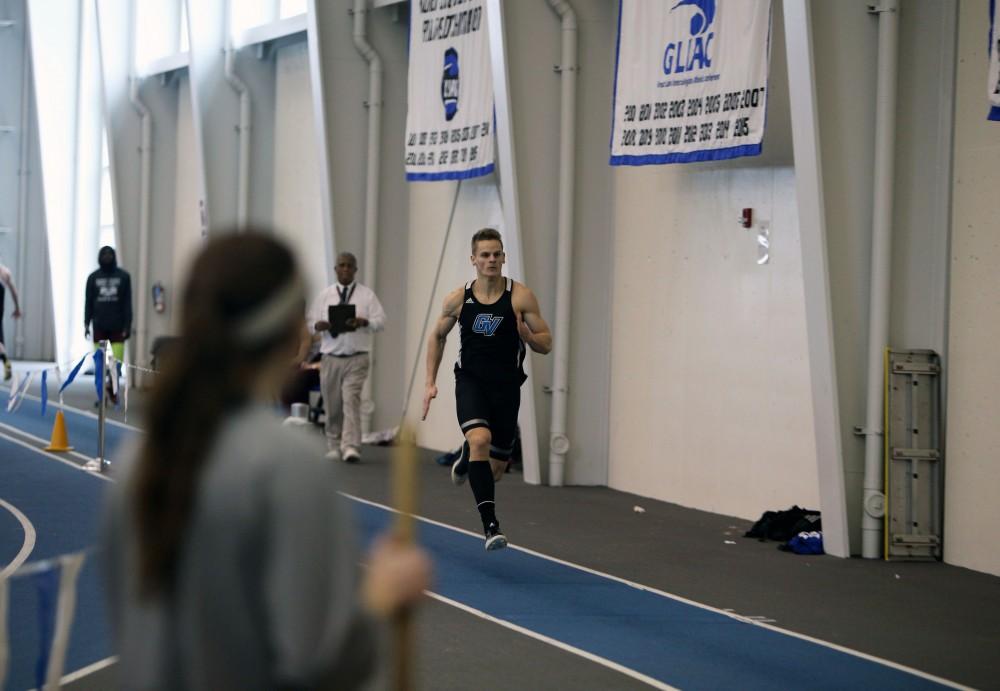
left=885, top=350, right=943, bottom=560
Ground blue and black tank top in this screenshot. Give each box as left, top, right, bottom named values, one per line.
left=455, top=278, right=526, bottom=386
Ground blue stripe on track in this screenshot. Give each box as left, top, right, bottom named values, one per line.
left=351, top=501, right=954, bottom=691
left=0, top=435, right=111, bottom=690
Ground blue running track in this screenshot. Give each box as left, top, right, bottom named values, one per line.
left=351, top=497, right=956, bottom=691
left=0, top=402, right=961, bottom=690
left=0, top=435, right=111, bottom=690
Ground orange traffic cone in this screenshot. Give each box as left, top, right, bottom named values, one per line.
left=44, top=410, right=74, bottom=452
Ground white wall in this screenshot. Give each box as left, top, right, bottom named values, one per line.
left=271, top=41, right=327, bottom=299
left=56, top=0, right=1000, bottom=576
left=604, top=2, right=817, bottom=518
left=944, top=0, right=1000, bottom=577
left=501, top=0, right=619, bottom=484
left=405, top=177, right=505, bottom=452
left=609, top=164, right=818, bottom=518
left=313, top=0, right=411, bottom=434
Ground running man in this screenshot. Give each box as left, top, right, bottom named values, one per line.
left=0, top=260, right=22, bottom=381
left=422, top=228, right=552, bottom=550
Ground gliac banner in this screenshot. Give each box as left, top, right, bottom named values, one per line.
left=989, top=0, right=1000, bottom=121
left=405, top=0, right=495, bottom=181
left=610, top=0, right=772, bottom=165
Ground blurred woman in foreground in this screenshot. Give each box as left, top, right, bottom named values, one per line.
left=103, top=232, right=430, bottom=690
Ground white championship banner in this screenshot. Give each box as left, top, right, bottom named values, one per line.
left=989, top=0, right=1000, bottom=121
left=610, top=0, right=772, bottom=165
left=405, top=0, right=495, bottom=181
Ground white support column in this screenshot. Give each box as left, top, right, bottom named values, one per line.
left=352, top=0, right=383, bottom=435
left=184, top=0, right=240, bottom=236
left=223, top=44, right=251, bottom=232
left=782, top=0, right=850, bottom=558
left=486, top=0, right=541, bottom=485
left=306, top=0, right=338, bottom=287
left=861, top=0, right=899, bottom=559
left=544, top=0, right=578, bottom=487
left=14, top=5, right=33, bottom=359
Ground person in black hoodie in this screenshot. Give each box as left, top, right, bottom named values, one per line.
left=84, top=246, right=132, bottom=365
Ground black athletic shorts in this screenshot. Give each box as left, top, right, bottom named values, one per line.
left=454, top=369, right=521, bottom=461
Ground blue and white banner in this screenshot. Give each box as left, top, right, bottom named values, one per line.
left=405, top=0, right=495, bottom=181
left=6, top=371, right=33, bottom=413
left=610, top=0, right=772, bottom=165
left=989, top=0, right=1000, bottom=121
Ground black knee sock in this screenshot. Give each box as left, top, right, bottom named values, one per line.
left=468, top=461, right=497, bottom=530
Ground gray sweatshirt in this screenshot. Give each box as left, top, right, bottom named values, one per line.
left=102, top=407, right=376, bottom=690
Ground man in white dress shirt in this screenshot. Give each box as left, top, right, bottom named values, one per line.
left=309, top=252, right=386, bottom=462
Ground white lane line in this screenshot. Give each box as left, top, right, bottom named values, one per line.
left=0, top=387, right=141, bottom=433
left=59, top=655, right=118, bottom=684
left=0, top=421, right=99, bottom=467
left=425, top=591, right=679, bottom=691
left=0, top=431, right=113, bottom=483
left=342, top=492, right=970, bottom=690
left=0, top=499, right=36, bottom=579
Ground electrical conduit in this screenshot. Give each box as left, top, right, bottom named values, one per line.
left=545, top=0, right=577, bottom=487
left=352, top=0, right=383, bottom=434
left=223, top=47, right=250, bottom=231
left=128, top=77, right=152, bottom=386
left=862, top=0, right=899, bottom=559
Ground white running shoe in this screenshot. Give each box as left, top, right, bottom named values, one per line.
left=484, top=522, right=508, bottom=551
left=324, top=448, right=342, bottom=462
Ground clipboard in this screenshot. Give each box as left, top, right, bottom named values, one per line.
left=328, top=304, right=357, bottom=336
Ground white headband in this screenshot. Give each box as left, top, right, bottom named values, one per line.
left=234, top=278, right=305, bottom=343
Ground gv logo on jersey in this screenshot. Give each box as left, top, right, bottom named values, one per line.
left=472, top=314, right=503, bottom=336
left=441, top=47, right=459, bottom=121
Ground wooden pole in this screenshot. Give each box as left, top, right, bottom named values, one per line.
left=391, top=422, right=419, bottom=691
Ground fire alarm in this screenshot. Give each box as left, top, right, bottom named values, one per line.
left=740, top=208, right=753, bottom=229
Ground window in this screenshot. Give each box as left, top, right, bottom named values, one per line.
left=231, top=0, right=306, bottom=45
left=231, top=0, right=278, bottom=42
left=134, top=0, right=188, bottom=73
left=180, top=0, right=190, bottom=53
left=279, top=0, right=308, bottom=19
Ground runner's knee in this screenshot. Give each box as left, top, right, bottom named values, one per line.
left=465, top=427, right=492, bottom=459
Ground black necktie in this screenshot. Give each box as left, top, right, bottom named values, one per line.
left=339, top=286, right=348, bottom=304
